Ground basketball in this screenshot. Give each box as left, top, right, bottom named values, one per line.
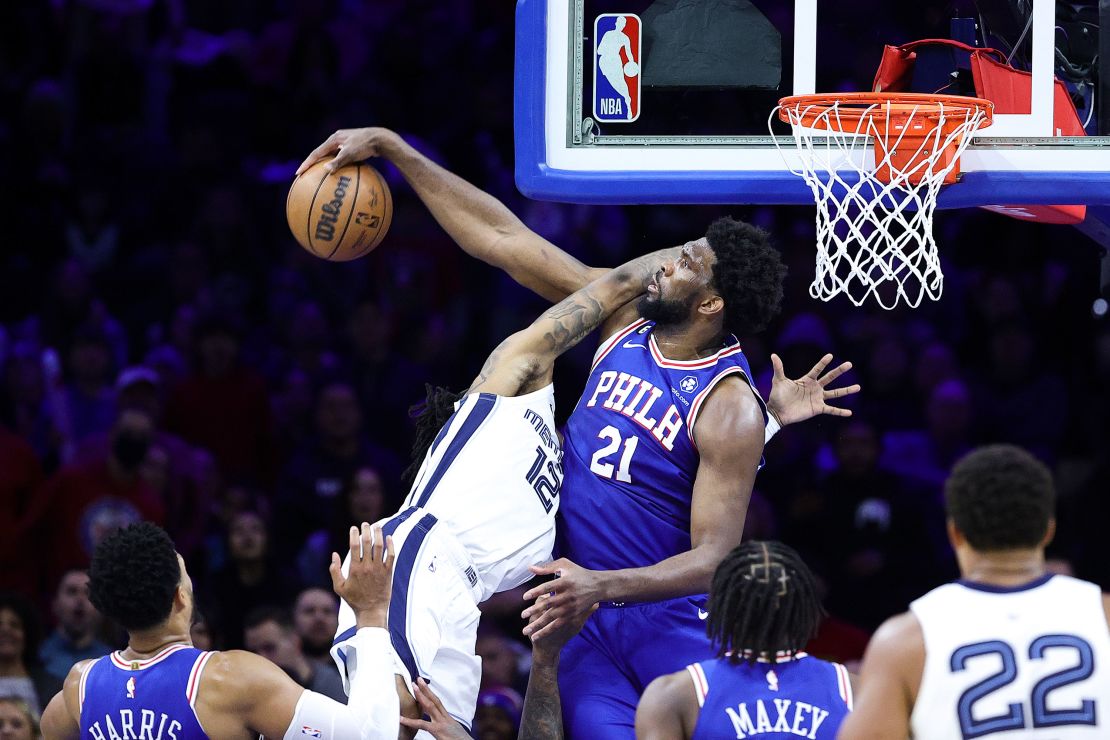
left=286, top=161, right=393, bottom=261
left=624, top=61, right=640, bottom=77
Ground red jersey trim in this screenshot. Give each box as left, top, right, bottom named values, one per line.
left=109, top=644, right=191, bottom=671
left=592, top=319, right=650, bottom=371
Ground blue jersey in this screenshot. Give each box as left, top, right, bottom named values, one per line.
left=557, top=319, right=767, bottom=572
left=79, top=644, right=212, bottom=740
left=688, top=653, right=852, bottom=739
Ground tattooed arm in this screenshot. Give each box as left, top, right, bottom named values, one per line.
left=466, top=252, right=663, bottom=397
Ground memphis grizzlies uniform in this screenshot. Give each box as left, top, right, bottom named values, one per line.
left=557, top=318, right=767, bottom=736
left=79, top=644, right=212, bottom=739
left=333, top=385, right=561, bottom=731
left=686, top=653, right=851, bottom=739
left=911, top=574, right=1110, bottom=740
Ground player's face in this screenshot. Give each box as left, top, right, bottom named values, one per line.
left=638, top=238, right=716, bottom=326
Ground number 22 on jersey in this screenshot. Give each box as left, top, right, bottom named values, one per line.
left=951, top=633, right=1097, bottom=739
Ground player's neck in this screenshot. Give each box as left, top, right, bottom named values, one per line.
left=959, top=549, right=1046, bottom=587
left=652, top=324, right=726, bottom=361
left=123, top=628, right=192, bottom=659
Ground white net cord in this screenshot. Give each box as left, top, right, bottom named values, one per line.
left=770, top=100, right=989, bottom=309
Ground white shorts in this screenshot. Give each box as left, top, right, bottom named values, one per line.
left=331, top=506, right=484, bottom=732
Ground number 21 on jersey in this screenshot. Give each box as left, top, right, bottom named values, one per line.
left=590, top=425, right=639, bottom=483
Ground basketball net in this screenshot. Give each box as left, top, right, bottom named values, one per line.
left=770, top=95, right=991, bottom=309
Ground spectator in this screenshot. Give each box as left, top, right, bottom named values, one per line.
left=62, top=324, right=115, bottom=442
left=277, top=382, right=398, bottom=564
left=0, top=593, right=59, bottom=716
left=291, top=588, right=339, bottom=667
left=293, top=464, right=388, bottom=587
left=473, top=686, right=522, bottom=740
left=243, top=606, right=345, bottom=702
left=37, top=571, right=109, bottom=681
left=0, top=424, right=43, bottom=597
left=164, top=315, right=272, bottom=483
left=475, top=627, right=526, bottom=694
left=74, top=367, right=206, bottom=558
left=799, top=420, right=946, bottom=630
left=0, top=697, right=39, bottom=740
left=205, top=509, right=294, bottom=649
left=33, top=409, right=165, bottom=588
left=882, top=378, right=975, bottom=490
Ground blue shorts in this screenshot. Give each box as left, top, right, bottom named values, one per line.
left=558, top=595, right=714, bottom=740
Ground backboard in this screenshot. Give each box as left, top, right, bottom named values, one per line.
left=514, top=0, right=1110, bottom=210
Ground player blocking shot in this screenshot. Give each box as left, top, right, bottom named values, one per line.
left=329, top=253, right=677, bottom=735
left=636, top=541, right=852, bottom=740
left=840, top=445, right=1110, bottom=739
left=300, top=126, right=860, bottom=739
left=41, top=521, right=401, bottom=740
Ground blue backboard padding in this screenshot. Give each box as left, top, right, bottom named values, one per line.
left=513, top=0, right=1110, bottom=208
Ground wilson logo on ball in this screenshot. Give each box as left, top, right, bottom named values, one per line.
left=314, top=175, right=352, bottom=242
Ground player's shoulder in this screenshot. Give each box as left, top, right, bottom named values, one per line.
left=691, top=374, right=764, bottom=441
left=639, top=668, right=699, bottom=721
left=866, top=611, right=926, bottom=665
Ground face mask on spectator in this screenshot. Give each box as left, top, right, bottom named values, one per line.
left=112, top=431, right=150, bottom=471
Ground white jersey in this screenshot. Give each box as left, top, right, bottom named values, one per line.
left=911, top=574, right=1110, bottom=740
left=402, top=384, right=561, bottom=601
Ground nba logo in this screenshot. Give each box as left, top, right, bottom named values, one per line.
left=126, top=677, right=136, bottom=699
left=593, top=14, right=641, bottom=122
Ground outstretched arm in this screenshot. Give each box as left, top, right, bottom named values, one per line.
left=467, top=252, right=660, bottom=398
left=523, top=379, right=764, bottom=619
left=298, top=128, right=606, bottom=303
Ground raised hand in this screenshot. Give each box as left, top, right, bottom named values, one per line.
left=329, top=523, right=395, bottom=629
left=766, top=352, right=860, bottom=427
left=397, top=678, right=472, bottom=740
left=296, top=127, right=401, bottom=176
left=521, top=559, right=603, bottom=642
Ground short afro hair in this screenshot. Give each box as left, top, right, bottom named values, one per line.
left=89, top=522, right=181, bottom=631
left=705, top=217, right=786, bottom=336
left=945, top=445, right=1055, bottom=551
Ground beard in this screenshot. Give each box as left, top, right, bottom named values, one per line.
left=637, top=292, right=696, bottom=326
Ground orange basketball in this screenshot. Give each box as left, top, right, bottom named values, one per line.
left=286, top=161, right=393, bottom=261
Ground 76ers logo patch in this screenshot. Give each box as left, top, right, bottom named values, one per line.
left=593, top=14, right=641, bottom=122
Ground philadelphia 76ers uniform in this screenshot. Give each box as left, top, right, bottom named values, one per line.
left=687, top=653, right=852, bottom=739
left=79, top=644, right=213, bottom=739
left=556, top=318, right=768, bottom=739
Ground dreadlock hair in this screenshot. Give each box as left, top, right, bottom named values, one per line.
left=402, top=384, right=466, bottom=491
left=706, top=540, right=824, bottom=665
left=89, top=522, right=182, bottom=632
left=705, top=217, right=787, bottom=336
left=945, top=444, right=1055, bottom=551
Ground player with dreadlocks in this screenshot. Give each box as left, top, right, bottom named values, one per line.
left=635, top=541, right=853, bottom=739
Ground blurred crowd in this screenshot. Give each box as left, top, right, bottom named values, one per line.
left=0, top=2, right=1107, bottom=737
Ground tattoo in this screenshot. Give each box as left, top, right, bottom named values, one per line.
left=519, top=661, right=562, bottom=740
left=469, top=338, right=510, bottom=392
left=540, top=290, right=605, bottom=355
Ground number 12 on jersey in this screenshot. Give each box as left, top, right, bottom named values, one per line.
left=590, top=425, right=639, bottom=483
left=526, top=446, right=562, bottom=513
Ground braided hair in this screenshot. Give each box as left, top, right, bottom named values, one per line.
left=706, top=541, right=824, bottom=664
left=401, top=384, right=466, bottom=491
